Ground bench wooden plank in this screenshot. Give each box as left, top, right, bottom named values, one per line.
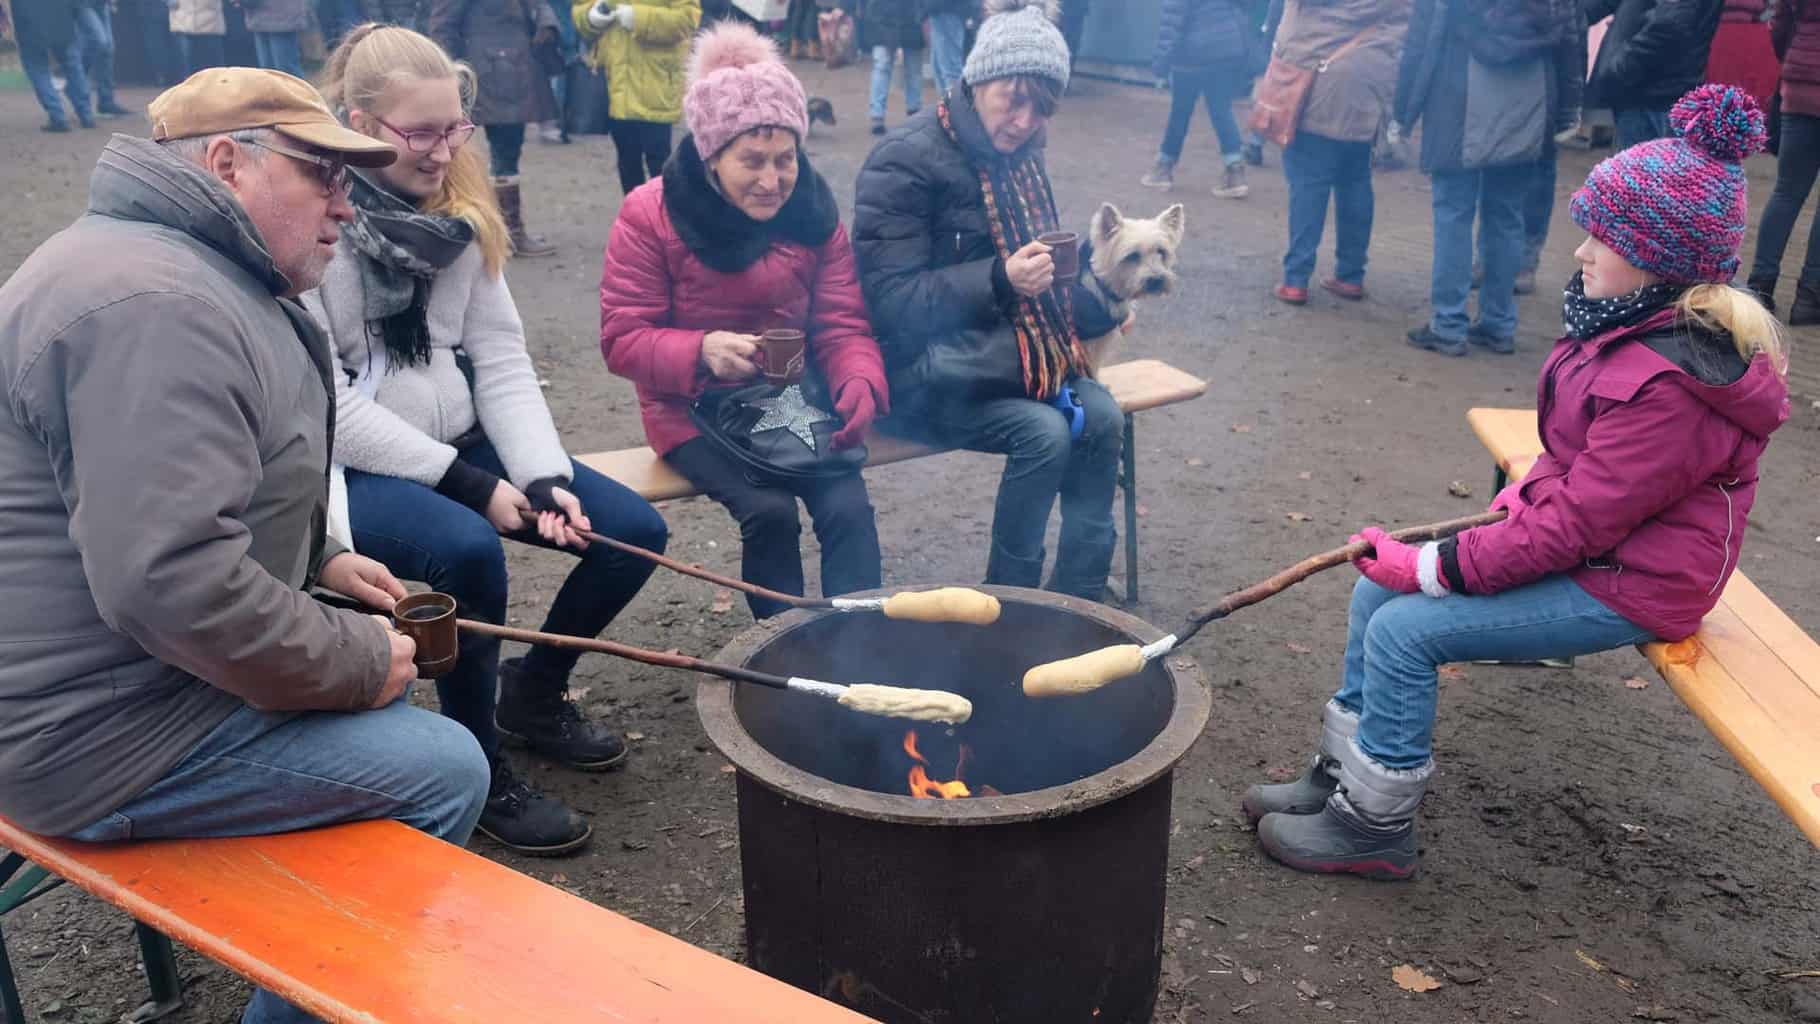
left=577, top=358, right=1210, bottom=503
left=1465, top=406, right=1820, bottom=847
left=0, top=817, right=873, bottom=1024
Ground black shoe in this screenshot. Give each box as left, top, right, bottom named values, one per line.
left=477, top=757, right=592, bottom=856
left=870, top=118, right=886, bottom=136
left=496, top=657, right=629, bottom=770
left=1242, top=141, right=1265, bottom=167
left=1467, top=323, right=1515, bottom=355
left=1746, top=274, right=1778, bottom=314
left=1792, top=281, right=1820, bottom=326
left=1406, top=325, right=1467, bottom=357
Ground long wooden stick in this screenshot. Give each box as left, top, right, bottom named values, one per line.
left=1169, top=510, right=1508, bottom=647
left=455, top=618, right=794, bottom=690
left=522, top=512, right=828, bottom=610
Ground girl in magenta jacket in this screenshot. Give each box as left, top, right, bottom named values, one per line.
left=600, top=22, right=889, bottom=617
left=1246, top=86, right=1789, bottom=881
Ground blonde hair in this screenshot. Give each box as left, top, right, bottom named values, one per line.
left=318, top=24, right=510, bottom=276
left=1677, top=283, right=1788, bottom=375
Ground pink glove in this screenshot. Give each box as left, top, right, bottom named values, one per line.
left=831, top=381, right=878, bottom=450
left=1350, top=527, right=1449, bottom=597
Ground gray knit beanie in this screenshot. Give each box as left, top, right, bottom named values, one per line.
left=962, top=0, right=1070, bottom=90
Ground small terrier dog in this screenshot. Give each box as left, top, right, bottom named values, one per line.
left=1078, top=202, right=1185, bottom=374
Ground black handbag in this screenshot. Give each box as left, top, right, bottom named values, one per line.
left=563, top=61, right=613, bottom=137
left=688, top=369, right=867, bottom=482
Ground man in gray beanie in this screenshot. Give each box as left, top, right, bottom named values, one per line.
left=854, top=0, right=1131, bottom=601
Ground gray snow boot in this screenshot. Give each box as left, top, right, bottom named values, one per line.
left=1256, top=737, right=1430, bottom=881
left=1240, top=699, right=1356, bottom=823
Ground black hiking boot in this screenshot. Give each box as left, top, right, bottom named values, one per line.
left=1746, top=274, right=1777, bottom=314
left=496, top=657, right=628, bottom=770
left=477, top=757, right=591, bottom=856
left=1790, top=280, right=1820, bottom=326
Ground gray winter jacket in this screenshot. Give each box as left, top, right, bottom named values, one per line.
left=0, top=136, right=391, bottom=836
left=240, top=0, right=312, bottom=32
left=1276, top=0, right=1411, bottom=144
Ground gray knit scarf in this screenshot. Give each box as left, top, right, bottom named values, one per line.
left=342, top=172, right=474, bottom=368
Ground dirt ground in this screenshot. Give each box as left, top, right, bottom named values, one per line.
left=4, top=59, right=1820, bottom=1024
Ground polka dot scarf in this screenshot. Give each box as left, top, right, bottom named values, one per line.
left=1562, top=270, right=1684, bottom=340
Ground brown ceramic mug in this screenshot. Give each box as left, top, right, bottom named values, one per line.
left=759, top=329, right=806, bottom=384
left=1039, top=231, right=1080, bottom=285
left=392, top=592, right=458, bottom=679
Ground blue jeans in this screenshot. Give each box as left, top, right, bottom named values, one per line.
left=1751, top=112, right=1820, bottom=284
left=66, top=697, right=490, bottom=1023
left=18, top=16, right=91, bottom=127
left=74, top=4, right=118, bottom=111
left=1159, top=67, right=1246, bottom=165
left=1430, top=164, right=1527, bottom=342
left=892, top=378, right=1123, bottom=597
left=1333, top=576, right=1654, bottom=769
left=1613, top=107, right=1671, bottom=151
left=1281, top=131, right=1374, bottom=288
left=1474, top=153, right=1558, bottom=277
left=253, top=32, right=303, bottom=77
left=929, top=13, right=966, bottom=98
left=869, top=46, right=925, bottom=121
left=345, top=441, right=667, bottom=757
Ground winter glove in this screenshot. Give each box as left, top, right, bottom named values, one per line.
left=522, top=476, right=572, bottom=515
left=586, top=1, right=615, bottom=29
left=831, top=380, right=879, bottom=450
left=1351, top=527, right=1449, bottom=598
left=610, top=4, right=634, bottom=29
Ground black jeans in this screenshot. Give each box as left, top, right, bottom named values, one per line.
left=664, top=437, right=882, bottom=618
left=609, top=119, right=673, bottom=193
left=486, top=122, right=526, bottom=177
left=1752, top=112, right=1820, bottom=285
left=889, top=378, right=1123, bottom=598
left=1159, top=66, right=1247, bottom=164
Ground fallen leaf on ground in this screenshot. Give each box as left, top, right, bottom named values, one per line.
left=625, top=731, right=646, bottom=741
left=1287, top=641, right=1313, bottom=654
left=1136, top=505, right=1151, bottom=518
left=1392, top=964, right=1442, bottom=992
left=1241, top=967, right=1260, bottom=985
left=1448, top=480, right=1474, bottom=498
left=1437, top=664, right=1467, bottom=679
left=1298, top=471, right=1313, bottom=480
left=718, top=764, right=737, bottom=774
left=1286, top=512, right=1312, bottom=522
left=1186, top=457, right=1205, bottom=467
left=1577, top=950, right=1608, bottom=973
left=1294, top=980, right=1319, bottom=999
left=1623, top=676, right=1650, bottom=690
left=710, top=589, right=734, bottom=614
left=1231, top=424, right=1254, bottom=434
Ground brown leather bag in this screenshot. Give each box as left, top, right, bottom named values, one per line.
left=1246, top=23, right=1374, bottom=149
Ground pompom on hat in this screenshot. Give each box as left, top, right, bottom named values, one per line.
left=683, top=21, right=809, bottom=161
left=963, top=0, right=1071, bottom=90
left=1570, top=84, right=1769, bottom=284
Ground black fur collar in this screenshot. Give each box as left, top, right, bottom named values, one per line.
left=661, top=134, right=840, bottom=274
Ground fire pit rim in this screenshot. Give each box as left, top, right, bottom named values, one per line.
left=697, top=585, right=1210, bottom=826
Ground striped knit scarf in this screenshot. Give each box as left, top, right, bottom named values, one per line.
left=939, top=99, right=1087, bottom=400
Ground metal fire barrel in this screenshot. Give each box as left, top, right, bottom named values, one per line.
left=700, top=586, right=1210, bottom=1024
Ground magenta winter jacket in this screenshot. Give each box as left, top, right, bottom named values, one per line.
left=1452, top=308, right=1788, bottom=641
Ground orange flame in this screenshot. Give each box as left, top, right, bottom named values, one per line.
left=904, top=730, right=972, bottom=799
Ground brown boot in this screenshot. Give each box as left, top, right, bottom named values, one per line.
left=493, top=176, right=557, bottom=258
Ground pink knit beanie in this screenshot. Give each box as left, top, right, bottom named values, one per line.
left=683, top=21, right=809, bottom=160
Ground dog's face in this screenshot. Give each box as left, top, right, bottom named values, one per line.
left=1088, top=203, right=1184, bottom=300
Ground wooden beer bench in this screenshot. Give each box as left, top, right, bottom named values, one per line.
left=577, top=358, right=1210, bottom=604
left=0, top=815, right=875, bottom=1023
left=1467, top=407, right=1820, bottom=848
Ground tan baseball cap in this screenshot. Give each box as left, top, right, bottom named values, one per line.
left=147, top=67, right=397, bottom=168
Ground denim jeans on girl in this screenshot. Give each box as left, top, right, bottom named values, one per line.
left=1281, top=131, right=1374, bottom=288
left=345, top=440, right=667, bottom=757
left=1429, top=163, right=1528, bottom=342
left=1158, top=67, right=1247, bottom=166
left=1333, top=576, right=1654, bottom=769
left=929, top=13, right=967, bottom=98
left=1751, top=112, right=1820, bottom=286
left=870, top=46, right=925, bottom=121
left=74, top=4, right=120, bottom=113
left=18, top=16, right=90, bottom=129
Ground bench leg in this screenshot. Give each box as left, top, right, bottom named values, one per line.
left=1122, top=414, right=1139, bottom=606
left=126, top=924, right=183, bottom=1024
left=0, top=916, right=23, bottom=1024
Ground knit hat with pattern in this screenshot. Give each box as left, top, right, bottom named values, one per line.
left=683, top=20, right=809, bottom=161
left=963, top=0, right=1071, bottom=90
left=1570, top=84, right=1768, bottom=284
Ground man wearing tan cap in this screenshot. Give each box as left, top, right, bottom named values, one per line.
left=0, top=68, right=490, bottom=1024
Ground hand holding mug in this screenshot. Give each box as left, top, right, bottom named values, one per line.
left=1005, top=241, right=1055, bottom=298
left=702, top=331, right=762, bottom=381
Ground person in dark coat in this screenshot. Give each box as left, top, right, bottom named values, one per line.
left=430, top=0, right=562, bottom=256
left=1748, top=0, right=1820, bottom=321
left=365, top=0, right=428, bottom=28
left=858, top=0, right=927, bottom=133
left=239, top=0, right=310, bottom=75
left=1585, top=0, right=1725, bottom=147
left=1395, top=0, right=1582, bottom=356
left=854, top=0, right=1128, bottom=599
left=14, top=0, right=91, bottom=132
left=1141, top=0, right=1255, bottom=198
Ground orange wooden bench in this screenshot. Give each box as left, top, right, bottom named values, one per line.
left=0, top=815, right=875, bottom=1023
left=1468, top=407, right=1820, bottom=847
left=577, top=358, right=1210, bottom=603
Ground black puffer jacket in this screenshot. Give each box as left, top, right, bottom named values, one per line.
left=1154, top=0, right=1252, bottom=76
left=1584, top=0, right=1724, bottom=111
left=852, top=96, right=1119, bottom=416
